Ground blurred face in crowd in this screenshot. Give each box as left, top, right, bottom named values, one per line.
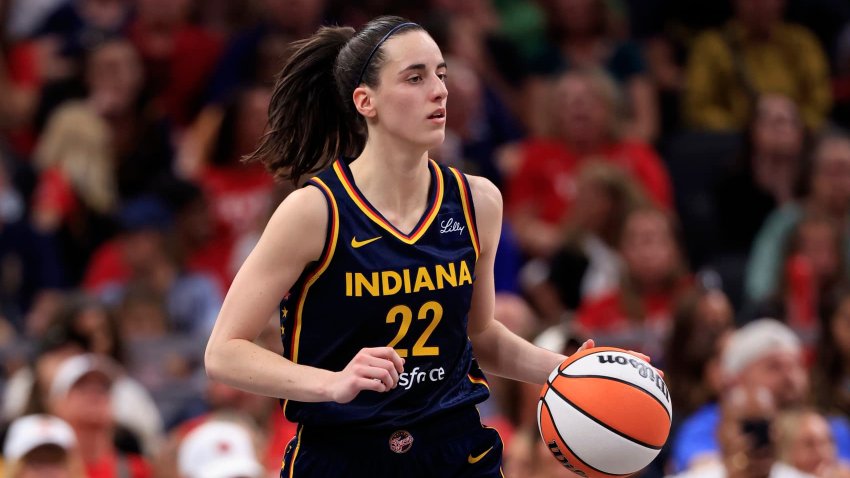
left=73, top=304, right=114, bottom=357
left=752, top=95, right=804, bottom=160
left=696, top=290, right=734, bottom=330
left=553, top=73, right=612, bottom=147
left=735, top=349, right=807, bottom=408
left=735, top=0, right=786, bottom=36
left=795, top=219, right=841, bottom=287
left=121, top=229, right=167, bottom=274
left=86, top=40, right=144, bottom=117
left=719, top=386, right=777, bottom=478
left=779, top=411, right=836, bottom=474
left=52, top=372, right=113, bottom=429
left=15, top=445, right=74, bottom=478
left=573, top=174, right=616, bottom=235
left=810, top=138, right=850, bottom=215
left=620, top=209, right=681, bottom=288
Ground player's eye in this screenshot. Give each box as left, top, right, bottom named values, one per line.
left=407, top=75, right=422, bottom=84
left=437, top=72, right=447, bottom=82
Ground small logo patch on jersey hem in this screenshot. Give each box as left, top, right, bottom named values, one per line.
left=351, top=235, right=382, bottom=248
left=467, top=446, right=493, bottom=464
left=389, top=430, right=414, bottom=454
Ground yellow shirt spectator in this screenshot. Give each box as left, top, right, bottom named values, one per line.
left=684, top=21, right=831, bottom=131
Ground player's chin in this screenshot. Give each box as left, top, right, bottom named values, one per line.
left=420, top=130, right=446, bottom=150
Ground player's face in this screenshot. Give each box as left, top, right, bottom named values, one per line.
left=369, top=31, right=448, bottom=151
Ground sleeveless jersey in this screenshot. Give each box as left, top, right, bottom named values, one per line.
left=279, top=159, right=490, bottom=429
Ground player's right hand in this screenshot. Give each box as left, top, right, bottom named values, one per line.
left=328, top=347, right=405, bottom=404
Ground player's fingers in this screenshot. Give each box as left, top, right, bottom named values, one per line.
left=576, top=339, right=595, bottom=352
left=365, top=356, right=400, bottom=387
left=364, top=366, right=394, bottom=389
left=366, top=347, right=405, bottom=373
left=355, top=377, right=388, bottom=393
left=655, top=367, right=665, bottom=379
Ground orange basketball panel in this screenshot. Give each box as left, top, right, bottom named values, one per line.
left=550, top=375, right=670, bottom=448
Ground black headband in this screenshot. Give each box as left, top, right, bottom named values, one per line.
left=355, top=22, right=419, bottom=89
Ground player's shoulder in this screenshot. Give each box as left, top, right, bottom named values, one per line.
left=464, top=174, right=503, bottom=215
left=267, top=183, right=330, bottom=237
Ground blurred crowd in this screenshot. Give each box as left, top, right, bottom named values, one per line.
left=2, top=0, right=850, bottom=477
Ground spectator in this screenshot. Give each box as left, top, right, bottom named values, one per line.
left=30, top=101, right=118, bottom=286
left=85, top=196, right=223, bottom=341
left=176, top=419, right=264, bottom=478
left=746, top=213, right=847, bottom=336
left=812, top=287, right=850, bottom=417
left=3, top=294, right=165, bottom=456
left=2, top=413, right=86, bottom=478
left=0, top=150, right=63, bottom=332
left=47, top=354, right=152, bottom=478
left=506, top=68, right=672, bottom=258
left=537, top=161, right=648, bottom=318
left=431, top=56, right=524, bottom=189
left=527, top=0, right=659, bottom=141
left=668, top=385, right=814, bottom=478
left=664, top=287, right=734, bottom=418
left=204, top=0, right=326, bottom=104
left=683, top=0, right=831, bottom=131
left=574, top=206, right=692, bottom=358
left=128, top=0, right=223, bottom=129
left=669, top=319, right=850, bottom=473
left=714, top=94, right=809, bottom=257
left=32, top=0, right=132, bottom=62
left=774, top=408, right=850, bottom=478
left=746, top=130, right=850, bottom=304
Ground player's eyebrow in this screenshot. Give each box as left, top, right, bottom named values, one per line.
left=398, top=62, right=448, bottom=75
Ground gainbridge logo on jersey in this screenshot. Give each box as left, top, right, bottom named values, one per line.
left=398, top=366, right=445, bottom=390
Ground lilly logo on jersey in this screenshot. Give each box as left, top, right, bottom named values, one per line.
left=440, top=217, right=465, bottom=235
left=398, top=366, right=445, bottom=390
left=344, top=261, right=472, bottom=297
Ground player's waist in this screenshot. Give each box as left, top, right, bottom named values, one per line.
left=297, top=405, right=484, bottom=450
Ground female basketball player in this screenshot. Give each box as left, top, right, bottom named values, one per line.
left=204, top=16, right=625, bottom=476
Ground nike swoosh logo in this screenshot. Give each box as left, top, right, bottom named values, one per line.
left=351, top=236, right=382, bottom=248
left=467, top=446, right=493, bottom=464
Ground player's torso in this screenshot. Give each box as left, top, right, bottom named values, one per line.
left=280, top=159, right=489, bottom=428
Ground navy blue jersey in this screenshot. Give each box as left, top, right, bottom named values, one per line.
left=279, top=159, right=490, bottom=429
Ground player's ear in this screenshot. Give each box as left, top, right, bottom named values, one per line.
left=353, top=86, right=376, bottom=119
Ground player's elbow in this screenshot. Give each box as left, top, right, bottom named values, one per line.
left=204, top=339, right=226, bottom=383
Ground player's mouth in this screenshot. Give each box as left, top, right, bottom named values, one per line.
left=427, top=108, right=446, bottom=124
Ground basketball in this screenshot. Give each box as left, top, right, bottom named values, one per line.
left=537, top=347, right=673, bottom=478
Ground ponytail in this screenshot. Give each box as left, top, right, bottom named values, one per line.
left=246, top=26, right=358, bottom=183
left=245, top=16, right=423, bottom=183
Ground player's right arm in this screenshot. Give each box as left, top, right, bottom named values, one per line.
left=205, top=186, right=404, bottom=404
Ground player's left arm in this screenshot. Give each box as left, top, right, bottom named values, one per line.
left=465, top=175, right=592, bottom=384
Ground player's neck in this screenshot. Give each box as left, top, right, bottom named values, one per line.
left=351, top=140, right=431, bottom=223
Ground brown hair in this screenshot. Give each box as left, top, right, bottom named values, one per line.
left=245, top=16, right=424, bottom=183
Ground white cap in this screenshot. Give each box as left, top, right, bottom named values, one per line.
left=721, top=318, right=802, bottom=378
left=49, top=353, right=119, bottom=400
left=178, top=420, right=265, bottom=478
left=3, top=414, right=77, bottom=461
